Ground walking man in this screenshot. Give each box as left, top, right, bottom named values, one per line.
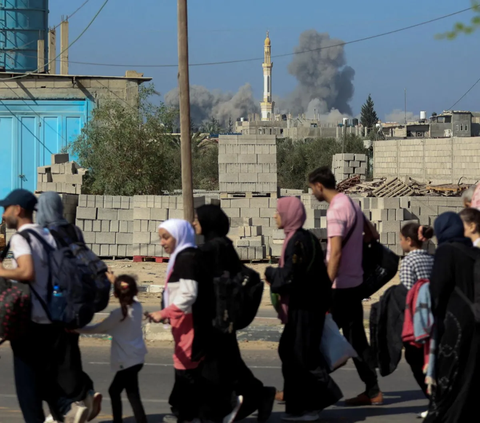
left=0, top=189, right=93, bottom=423
left=308, top=167, right=383, bottom=406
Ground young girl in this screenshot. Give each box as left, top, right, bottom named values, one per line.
left=460, top=207, right=480, bottom=247
left=398, top=223, right=434, bottom=404
left=77, top=275, right=148, bottom=423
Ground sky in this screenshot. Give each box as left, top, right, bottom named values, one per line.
left=48, top=0, right=480, bottom=122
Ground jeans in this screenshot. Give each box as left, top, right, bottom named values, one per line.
left=109, top=364, right=147, bottom=423
left=404, top=343, right=428, bottom=397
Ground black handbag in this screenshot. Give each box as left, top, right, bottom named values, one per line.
left=344, top=198, right=399, bottom=299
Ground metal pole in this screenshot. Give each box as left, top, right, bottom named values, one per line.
left=404, top=88, right=407, bottom=125
left=177, top=0, right=194, bottom=222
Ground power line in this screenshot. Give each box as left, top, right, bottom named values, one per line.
left=40, top=5, right=474, bottom=69
left=1, top=0, right=109, bottom=81
left=448, top=76, right=480, bottom=110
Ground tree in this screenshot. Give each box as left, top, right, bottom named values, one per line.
left=360, top=94, right=378, bottom=130
left=71, top=85, right=180, bottom=195
left=201, top=116, right=225, bottom=134
left=277, top=135, right=367, bottom=190
left=437, top=1, right=480, bottom=39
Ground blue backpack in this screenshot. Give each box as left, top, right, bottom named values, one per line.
left=21, top=229, right=97, bottom=329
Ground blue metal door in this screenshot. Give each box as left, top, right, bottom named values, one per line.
left=0, top=99, right=90, bottom=199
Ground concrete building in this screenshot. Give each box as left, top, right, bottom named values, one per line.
left=430, top=111, right=472, bottom=138
left=260, top=32, right=274, bottom=121
left=0, top=2, right=151, bottom=198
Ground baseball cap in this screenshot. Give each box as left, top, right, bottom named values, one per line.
left=0, top=189, right=38, bottom=211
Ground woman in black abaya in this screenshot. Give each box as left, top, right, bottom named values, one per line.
left=425, top=212, right=480, bottom=423
left=194, top=205, right=276, bottom=423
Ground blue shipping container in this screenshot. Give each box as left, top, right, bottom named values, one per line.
left=0, top=99, right=91, bottom=199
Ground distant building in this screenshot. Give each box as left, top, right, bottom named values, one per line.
left=260, top=32, right=274, bottom=121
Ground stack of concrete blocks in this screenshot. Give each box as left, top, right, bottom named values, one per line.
left=294, top=195, right=463, bottom=257
left=76, top=195, right=134, bottom=258
left=36, top=154, right=87, bottom=195
left=332, top=153, right=367, bottom=183
left=221, top=196, right=278, bottom=260
left=132, top=195, right=207, bottom=258
left=218, top=135, right=277, bottom=194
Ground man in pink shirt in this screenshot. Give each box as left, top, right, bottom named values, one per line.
left=308, top=167, right=383, bottom=407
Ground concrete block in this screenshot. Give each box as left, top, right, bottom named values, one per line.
left=355, top=167, right=366, bottom=175
left=151, top=209, right=168, bottom=221
left=93, top=221, right=101, bottom=232
left=82, top=232, right=95, bottom=244
left=230, top=217, right=252, bottom=227
left=94, top=196, right=104, bottom=208
left=101, top=221, right=110, bottom=233
left=116, top=233, right=133, bottom=245
left=387, top=233, right=396, bottom=245
left=134, top=220, right=141, bottom=232
left=378, top=198, right=400, bottom=209
left=343, top=154, right=355, bottom=161
left=257, top=154, right=276, bottom=164
left=110, top=220, right=119, bottom=233
left=76, top=207, right=97, bottom=220
left=65, top=175, right=83, bottom=185
left=169, top=209, right=184, bottom=219
left=350, top=161, right=360, bottom=168
left=133, top=208, right=151, bottom=220
left=128, top=221, right=134, bottom=233
left=380, top=232, right=388, bottom=244
left=92, top=244, right=101, bottom=256
left=133, top=232, right=151, bottom=244
left=96, top=233, right=116, bottom=245
left=237, top=173, right=257, bottom=183
left=257, top=173, right=277, bottom=183
left=52, top=153, right=69, bottom=164
left=355, top=154, right=367, bottom=162
left=119, top=221, right=129, bottom=233
left=141, top=221, right=149, bottom=232
left=224, top=208, right=240, bottom=218
left=112, top=196, right=122, bottom=209
left=382, top=221, right=400, bottom=233
left=97, top=209, right=118, bottom=221
left=387, top=209, right=396, bottom=221
left=260, top=208, right=275, bottom=218
left=84, top=220, right=93, bottom=232
left=126, top=245, right=133, bottom=257
left=100, top=245, right=110, bottom=257
left=109, top=245, right=118, bottom=256
left=117, top=245, right=127, bottom=257
left=118, top=209, right=133, bottom=221
left=240, top=208, right=260, bottom=218
left=252, top=218, right=270, bottom=226
left=121, top=197, right=131, bottom=209
left=396, top=209, right=405, bottom=221
left=370, top=209, right=387, bottom=221
left=230, top=198, right=250, bottom=208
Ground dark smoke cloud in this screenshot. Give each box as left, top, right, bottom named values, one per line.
left=164, top=30, right=355, bottom=125
left=282, top=30, right=355, bottom=117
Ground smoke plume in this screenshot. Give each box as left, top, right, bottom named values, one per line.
left=282, top=30, right=355, bottom=117
left=164, top=84, right=259, bottom=126
left=164, top=30, right=355, bottom=125
left=385, top=109, right=419, bottom=123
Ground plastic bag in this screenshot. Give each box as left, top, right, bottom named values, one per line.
left=320, top=313, right=358, bottom=372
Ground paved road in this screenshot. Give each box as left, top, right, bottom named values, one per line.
left=0, top=342, right=427, bottom=423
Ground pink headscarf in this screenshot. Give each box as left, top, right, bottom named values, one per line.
left=471, top=185, right=480, bottom=210
left=275, top=197, right=306, bottom=324
left=278, top=196, right=307, bottom=267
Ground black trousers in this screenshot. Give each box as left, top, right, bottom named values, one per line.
left=109, top=364, right=147, bottom=423
left=10, top=323, right=93, bottom=423
left=331, top=286, right=379, bottom=396
left=404, top=343, right=428, bottom=398
left=170, top=367, right=203, bottom=423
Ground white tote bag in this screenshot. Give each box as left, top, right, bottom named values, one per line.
left=320, top=313, right=358, bottom=372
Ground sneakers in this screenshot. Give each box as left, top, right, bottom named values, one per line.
left=223, top=395, right=244, bottom=423
left=64, top=402, right=89, bottom=423
left=281, top=412, right=320, bottom=422
left=418, top=410, right=428, bottom=419
left=258, top=387, right=276, bottom=423
left=84, top=391, right=103, bottom=421
left=345, top=391, right=383, bottom=406
left=44, top=415, right=58, bottom=423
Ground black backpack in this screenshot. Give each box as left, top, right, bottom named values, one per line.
left=21, top=229, right=96, bottom=329
left=49, top=225, right=111, bottom=313
left=0, top=245, right=31, bottom=345
left=212, top=265, right=264, bottom=334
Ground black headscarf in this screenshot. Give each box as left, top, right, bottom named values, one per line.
left=434, top=212, right=471, bottom=246
left=196, top=204, right=230, bottom=242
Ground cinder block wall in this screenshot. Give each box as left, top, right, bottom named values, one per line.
left=332, top=153, right=367, bottom=182
left=373, top=137, right=480, bottom=184
left=218, top=135, right=277, bottom=194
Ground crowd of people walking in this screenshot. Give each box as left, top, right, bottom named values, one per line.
left=0, top=166, right=479, bottom=423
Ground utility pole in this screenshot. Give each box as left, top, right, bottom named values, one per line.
left=404, top=88, right=407, bottom=125
left=177, top=0, right=194, bottom=222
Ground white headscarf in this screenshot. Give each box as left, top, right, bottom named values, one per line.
left=159, top=219, right=197, bottom=278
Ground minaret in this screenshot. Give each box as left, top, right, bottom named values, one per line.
left=261, top=31, right=274, bottom=121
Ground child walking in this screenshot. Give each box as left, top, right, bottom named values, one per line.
left=399, top=222, right=434, bottom=419
left=77, top=275, right=148, bottom=423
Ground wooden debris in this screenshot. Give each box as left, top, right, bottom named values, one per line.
left=337, top=175, right=361, bottom=193
left=425, top=184, right=468, bottom=196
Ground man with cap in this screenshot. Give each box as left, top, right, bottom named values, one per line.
left=0, top=189, right=89, bottom=423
